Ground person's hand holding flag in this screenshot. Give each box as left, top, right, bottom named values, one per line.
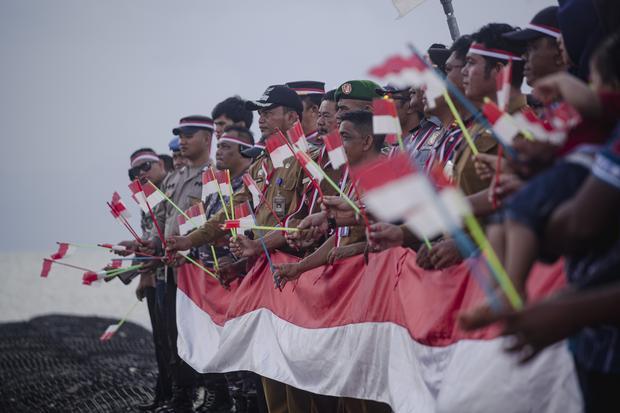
left=165, top=235, right=193, bottom=255
left=368, top=222, right=405, bottom=252
left=228, top=234, right=261, bottom=259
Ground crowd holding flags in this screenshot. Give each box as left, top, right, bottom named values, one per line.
left=37, top=1, right=620, bottom=411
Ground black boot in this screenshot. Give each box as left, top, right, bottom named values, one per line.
left=157, top=385, right=194, bottom=413
left=196, top=383, right=232, bottom=413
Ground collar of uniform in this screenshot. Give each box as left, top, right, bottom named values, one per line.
left=422, top=115, right=443, bottom=128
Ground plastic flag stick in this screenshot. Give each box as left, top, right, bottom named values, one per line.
left=443, top=91, right=479, bottom=156
left=210, top=245, right=220, bottom=272
left=180, top=252, right=219, bottom=281
left=147, top=180, right=191, bottom=221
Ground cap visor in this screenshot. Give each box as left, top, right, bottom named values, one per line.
left=241, top=146, right=264, bottom=158
left=503, top=28, right=542, bottom=42
left=245, top=100, right=275, bottom=111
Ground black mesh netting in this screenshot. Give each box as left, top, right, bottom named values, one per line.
left=0, top=315, right=157, bottom=413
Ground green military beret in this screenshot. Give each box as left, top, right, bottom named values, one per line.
left=334, top=80, right=382, bottom=102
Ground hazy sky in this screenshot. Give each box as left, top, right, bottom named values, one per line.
left=0, top=0, right=554, bottom=252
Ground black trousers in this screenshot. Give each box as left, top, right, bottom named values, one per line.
left=576, top=361, right=620, bottom=413
left=145, top=285, right=173, bottom=400
left=165, top=269, right=198, bottom=388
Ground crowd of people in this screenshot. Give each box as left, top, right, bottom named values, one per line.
left=114, top=2, right=620, bottom=412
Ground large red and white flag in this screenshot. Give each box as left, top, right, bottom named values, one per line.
left=99, top=324, right=119, bottom=341
left=50, top=243, right=76, bottom=260
left=482, top=100, right=520, bottom=145
left=323, top=131, right=347, bottom=170
left=287, top=121, right=309, bottom=153
left=128, top=180, right=164, bottom=213
left=265, top=131, right=294, bottom=168
left=202, top=169, right=219, bottom=200
left=368, top=54, right=445, bottom=108
left=177, top=203, right=207, bottom=235
left=223, top=202, right=255, bottom=230
left=496, top=60, right=512, bottom=111
left=176, top=250, right=580, bottom=413
left=111, top=192, right=132, bottom=220
left=243, top=173, right=262, bottom=208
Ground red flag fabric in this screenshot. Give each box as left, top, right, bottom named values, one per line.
left=265, top=131, right=294, bottom=168
left=128, top=180, right=164, bottom=212
left=214, top=170, right=232, bottom=197
left=99, top=324, right=119, bottom=341
left=286, top=121, right=309, bottom=152
left=111, top=192, right=132, bottom=220
left=496, top=60, right=512, bottom=111
left=481, top=100, right=520, bottom=145
left=323, top=131, right=347, bottom=170
left=202, top=169, right=219, bottom=199
left=243, top=173, right=262, bottom=208
left=40, top=259, right=53, bottom=278
left=50, top=243, right=75, bottom=260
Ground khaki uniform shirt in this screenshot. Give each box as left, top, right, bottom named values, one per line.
left=453, top=94, right=527, bottom=195
left=155, top=160, right=213, bottom=241
left=188, top=153, right=307, bottom=246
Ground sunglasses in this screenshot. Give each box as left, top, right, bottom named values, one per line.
left=128, top=161, right=154, bottom=181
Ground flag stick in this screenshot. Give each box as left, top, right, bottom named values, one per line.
left=115, top=300, right=142, bottom=330
left=97, top=243, right=160, bottom=259
left=463, top=214, right=523, bottom=309
left=136, top=180, right=166, bottom=249
left=108, top=256, right=162, bottom=261
left=44, top=259, right=93, bottom=273
left=56, top=241, right=100, bottom=249
left=181, top=253, right=219, bottom=281
left=226, top=169, right=237, bottom=238
left=210, top=245, right=220, bottom=271
left=107, top=202, right=142, bottom=242
left=307, top=157, right=360, bottom=214
left=442, top=91, right=479, bottom=156
left=148, top=180, right=191, bottom=221
left=278, top=130, right=325, bottom=199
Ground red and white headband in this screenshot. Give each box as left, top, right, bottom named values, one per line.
left=131, top=153, right=160, bottom=167
left=219, top=135, right=254, bottom=148
left=469, top=42, right=523, bottom=61
left=526, top=23, right=561, bottom=39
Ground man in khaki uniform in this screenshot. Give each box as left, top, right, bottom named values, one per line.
left=167, top=85, right=316, bottom=413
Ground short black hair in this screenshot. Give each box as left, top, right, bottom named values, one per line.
left=449, top=35, right=473, bottom=61
left=222, top=125, right=255, bottom=147
left=300, top=94, right=323, bottom=110
left=282, top=105, right=304, bottom=122
left=591, top=31, right=620, bottom=88
left=322, top=89, right=337, bottom=103
left=211, top=96, right=253, bottom=128
left=130, top=147, right=156, bottom=160
left=471, top=23, right=525, bottom=88
left=158, top=154, right=173, bottom=172
left=339, top=110, right=384, bottom=152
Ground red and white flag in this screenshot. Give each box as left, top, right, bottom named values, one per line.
left=99, top=243, right=128, bottom=252
left=323, top=131, right=347, bottom=170
left=128, top=180, right=164, bottom=213
left=287, top=121, right=309, bottom=153
left=99, top=324, right=120, bottom=341
left=40, top=259, right=54, bottom=278
left=243, top=173, right=262, bottom=208
left=82, top=270, right=108, bottom=286
left=373, top=98, right=402, bottom=134
left=353, top=154, right=430, bottom=222
left=265, top=131, right=294, bottom=168
left=50, top=243, right=76, bottom=260
left=496, top=60, right=512, bottom=111
left=177, top=203, right=207, bottom=235
left=482, top=100, right=520, bottom=145
left=111, top=192, right=132, bottom=220
left=224, top=202, right=255, bottom=230
left=513, top=107, right=566, bottom=145
left=214, top=170, right=232, bottom=197
left=368, top=54, right=445, bottom=108
left=546, top=102, right=581, bottom=131
left=202, top=169, right=219, bottom=200
left=294, top=150, right=324, bottom=183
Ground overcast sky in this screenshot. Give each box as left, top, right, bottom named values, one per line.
left=0, top=0, right=554, bottom=252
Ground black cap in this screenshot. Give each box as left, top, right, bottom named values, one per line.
left=245, top=85, right=303, bottom=114
left=503, top=6, right=560, bottom=42
left=427, top=43, right=450, bottom=73
left=285, top=81, right=325, bottom=96
left=376, top=84, right=410, bottom=96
